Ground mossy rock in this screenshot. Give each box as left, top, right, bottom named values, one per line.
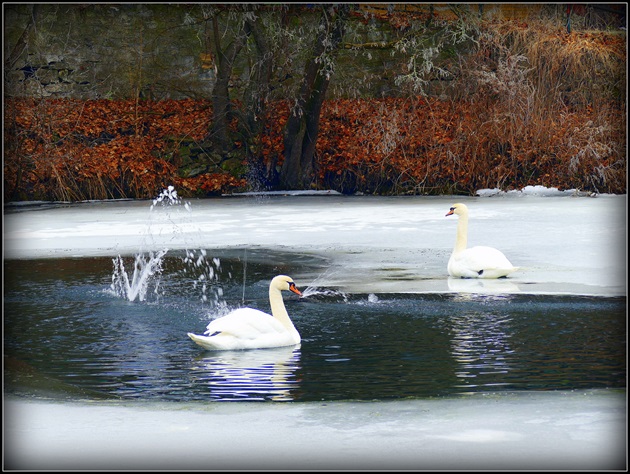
left=179, top=165, right=207, bottom=178
left=220, top=157, right=247, bottom=176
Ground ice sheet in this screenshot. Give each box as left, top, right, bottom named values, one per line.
left=4, top=390, right=626, bottom=470
left=4, top=192, right=627, bottom=296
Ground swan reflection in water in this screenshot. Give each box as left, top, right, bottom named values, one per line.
left=448, top=276, right=520, bottom=296
left=448, top=311, right=516, bottom=392
left=189, top=344, right=302, bottom=401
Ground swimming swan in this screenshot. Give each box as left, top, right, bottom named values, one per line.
left=187, top=275, right=302, bottom=350
left=445, top=203, right=518, bottom=279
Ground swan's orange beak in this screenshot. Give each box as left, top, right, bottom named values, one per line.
left=289, top=282, right=302, bottom=296
left=446, top=209, right=454, bottom=216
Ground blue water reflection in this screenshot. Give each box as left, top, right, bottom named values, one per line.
left=449, top=311, right=515, bottom=390
left=3, top=254, right=626, bottom=402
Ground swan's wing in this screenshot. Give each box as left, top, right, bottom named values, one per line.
left=453, top=246, right=517, bottom=278
left=204, top=308, right=288, bottom=340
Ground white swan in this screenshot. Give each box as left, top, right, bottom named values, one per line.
left=187, top=275, right=302, bottom=351
left=445, top=203, right=518, bottom=279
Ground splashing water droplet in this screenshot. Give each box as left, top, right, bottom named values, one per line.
left=301, top=286, right=348, bottom=302
left=110, top=248, right=169, bottom=302
left=110, top=186, right=224, bottom=306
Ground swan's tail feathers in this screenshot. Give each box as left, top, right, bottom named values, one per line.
left=188, top=332, right=220, bottom=351
left=188, top=332, right=210, bottom=344
left=497, top=267, right=519, bottom=278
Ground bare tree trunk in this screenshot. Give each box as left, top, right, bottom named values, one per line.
left=241, top=17, right=276, bottom=190
left=209, top=15, right=250, bottom=153
left=243, top=18, right=272, bottom=134
left=280, top=5, right=349, bottom=189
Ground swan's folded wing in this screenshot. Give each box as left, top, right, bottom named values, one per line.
left=463, top=246, right=516, bottom=270
left=204, top=308, right=288, bottom=340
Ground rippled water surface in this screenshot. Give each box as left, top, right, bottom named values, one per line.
left=4, top=252, right=626, bottom=402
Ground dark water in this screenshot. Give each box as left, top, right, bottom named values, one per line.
left=4, top=251, right=626, bottom=402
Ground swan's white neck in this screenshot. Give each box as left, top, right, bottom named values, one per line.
left=269, top=286, right=297, bottom=331
left=454, top=213, right=469, bottom=253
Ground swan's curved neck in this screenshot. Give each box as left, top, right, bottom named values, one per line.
left=454, top=213, right=469, bottom=253
left=269, top=287, right=296, bottom=331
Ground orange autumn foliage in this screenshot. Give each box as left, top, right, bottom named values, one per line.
left=4, top=96, right=626, bottom=202
left=262, top=98, right=626, bottom=195
left=4, top=98, right=245, bottom=201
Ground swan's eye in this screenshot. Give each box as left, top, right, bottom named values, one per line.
left=450, top=207, right=455, bottom=211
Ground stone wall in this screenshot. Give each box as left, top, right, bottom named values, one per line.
left=4, top=4, right=621, bottom=101
left=4, top=4, right=216, bottom=100
left=4, top=4, right=406, bottom=101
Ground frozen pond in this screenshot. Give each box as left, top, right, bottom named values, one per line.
left=3, top=190, right=627, bottom=470
left=4, top=390, right=626, bottom=470
left=4, top=191, right=626, bottom=296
